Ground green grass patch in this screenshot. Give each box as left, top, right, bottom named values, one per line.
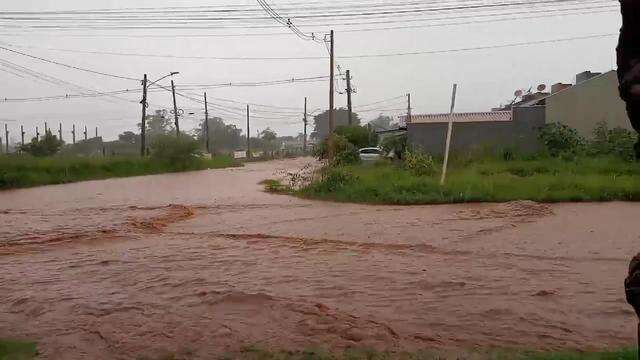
left=225, top=346, right=637, bottom=360
left=0, top=339, right=37, bottom=360
left=0, top=154, right=240, bottom=190
left=299, top=156, right=640, bottom=204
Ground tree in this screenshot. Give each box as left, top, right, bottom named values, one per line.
left=139, top=110, right=173, bottom=140
left=335, top=125, right=378, bottom=149
left=118, top=131, right=139, bottom=144
left=311, top=108, right=361, bottom=140
left=368, top=115, right=397, bottom=131
left=195, top=116, right=243, bottom=153
left=260, top=128, right=278, bottom=155
left=20, top=131, right=64, bottom=157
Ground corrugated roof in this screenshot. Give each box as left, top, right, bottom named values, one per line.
left=404, top=111, right=512, bottom=124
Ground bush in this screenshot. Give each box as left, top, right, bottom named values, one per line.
left=334, top=125, right=378, bottom=149
left=538, top=123, right=585, bottom=157
left=403, top=150, right=436, bottom=176
left=150, top=134, right=201, bottom=166
left=313, top=134, right=360, bottom=166
left=20, top=132, right=64, bottom=157
left=588, top=122, right=637, bottom=161
left=381, top=133, right=407, bottom=159
left=313, top=166, right=358, bottom=192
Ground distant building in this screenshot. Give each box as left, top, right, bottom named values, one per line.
left=402, top=108, right=544, bottom=155
left=530, top=70, right=631, bottom=138
left=403, top=69, right=631, bottom=155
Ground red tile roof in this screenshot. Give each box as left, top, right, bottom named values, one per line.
left=403, top=111, right=512, bottom=124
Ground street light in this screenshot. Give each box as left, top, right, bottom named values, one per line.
left=140, top=72, right=179, bottom=156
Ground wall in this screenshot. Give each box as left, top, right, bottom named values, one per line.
left=546, top=71, right=632, bottom=138
left=407, top=107, right=544, bottom=155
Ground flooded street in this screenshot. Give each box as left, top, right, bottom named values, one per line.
left=0, top=158, right=637, bottom=359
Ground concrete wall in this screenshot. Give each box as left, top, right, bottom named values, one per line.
left=546, top=71, right=632, bottom=138
left=407, top=106, right=545, bottom=155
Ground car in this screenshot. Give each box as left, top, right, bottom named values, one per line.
left=359, top=147, right=383, bottom=162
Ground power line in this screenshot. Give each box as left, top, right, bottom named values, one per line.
left=0, top=45, right=139, bottom=81
left=3, top=33, right=616, bottom=62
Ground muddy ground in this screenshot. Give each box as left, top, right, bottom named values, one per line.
left=0, top=158, right=637, bottom=359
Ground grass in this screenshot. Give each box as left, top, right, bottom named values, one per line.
left=227, top=346, right=638, bottom=360
left=297, top=156, right=640, bottom=205
left=0, top=340, right=37, bottom=360
left=0, top=154, right=240, bottom=190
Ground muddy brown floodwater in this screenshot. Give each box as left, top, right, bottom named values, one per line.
left=0, top=158, right=638, bottom=359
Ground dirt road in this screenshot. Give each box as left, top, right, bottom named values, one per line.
left=0, top=158, right=637, bottom=359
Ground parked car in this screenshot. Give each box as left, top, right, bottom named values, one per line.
left=359, top=147, right=383, bottom=162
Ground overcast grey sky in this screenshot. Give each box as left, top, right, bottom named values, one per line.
left=0, top=0, right=621, bottom=142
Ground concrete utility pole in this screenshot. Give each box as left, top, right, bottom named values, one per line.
left=440, top=84, right=458, bottom=186
left=72, top=125, right=76, bottom=144
left=346, top=69, right=353, bottom=126
left=5, top=124, right=8, bottom=154
left=84, top=126, right=87, bottom=141
left=20, top=125, right=24, bottom=146
left=58, top=123, right=62, bottom=142
left=303, top=97, right=308, bottom=153
left=246, top=105, right=251, bottom=159
left=171, top=80, right=180, bottom=137
left=407, top=93, right=412, bottom=125
left=204, top=92, right=210, bottom=154
left=140, top=74, right=148, bottom=157
left=328, top=30, right=335, bottom=135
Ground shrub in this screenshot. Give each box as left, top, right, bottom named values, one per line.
left=313, top=134, right=360, bottom=166
left=588, top=121, right=636, bottom=161
left=403, top=150, right=436, bottom=176
left=150, top=134, right=201, bottom=166
left=20, top=132, right=64, bottom=157
left=334, top=125, right=378, bottom=149
left=381, top=133, right=407, bottom=159
left=314, top=166, right=358, bottom=192
left=538, top=123, right=585, bottom=157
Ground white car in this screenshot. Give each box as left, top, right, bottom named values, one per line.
left=359, top=147, right=383, bottom=162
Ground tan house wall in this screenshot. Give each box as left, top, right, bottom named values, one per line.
left=546, top=71, right=633, bottom=138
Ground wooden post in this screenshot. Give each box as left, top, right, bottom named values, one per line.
left=246, top=105, right=251, bottom=159
left=171, top=80, right=180, bottom=137
left=303, top=97, right=308, bottom=153
left=140, top=74, right=148, bottom=157
left=440, top=84, right=458, bottom=186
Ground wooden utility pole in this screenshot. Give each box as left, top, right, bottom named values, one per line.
left=246, top=105, right=251, bottom=159
left=407, top=93, right=412, bottom=124
left=303, top=97, right=308, bottom=153
left=95, top=127, right=98, bottom=139
left=346, top=69, right=353, bottom=126
left=204, top=92, right=210, bottom=154
left=328, top=30, right=335, bottom=135
left=140, top=74, right=148, bottom=157
left=20, top=125, right=24, bottom=146
left=5, top=124, right=8, bottom=154
left=440, top=84, right=458, bottom=186
left=58, top=123, right=62, bottom=142
left=84, top=126, right=87, bottom=141
left=72, top=125, right=76, bottom=144
left=44, top=122, right=48, bottom=135
left=171, top=80, right=180, bottom=137
left=36, top=126, right=39, bottom=140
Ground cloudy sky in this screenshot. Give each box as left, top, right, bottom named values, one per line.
left=0, top=0, right=621, bottom=143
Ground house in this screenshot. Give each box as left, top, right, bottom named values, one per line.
left=403, top=69, right=631, bottom=156
left=530, top=70, right=632, bottom=138
left=401, top=107, right=544, bottom=155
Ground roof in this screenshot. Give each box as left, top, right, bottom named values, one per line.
left=404, top=111, right=512, bottom=124
left=526, top=70, right=615, bottom=106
